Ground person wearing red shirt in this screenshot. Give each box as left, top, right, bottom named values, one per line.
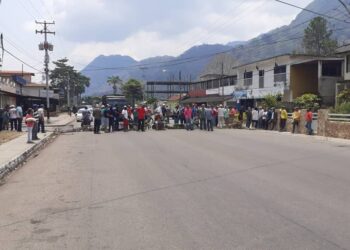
left=305, top=109, right=313, bottom=135
left=184, top=105, right=193, bottom=131
left=25, top=108, right=36, bottom=143
left=137, top=105, right=146, bottom=132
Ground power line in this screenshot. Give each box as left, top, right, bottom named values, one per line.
left=3, top=48, right=43, bottom=73
left=77, top=2, right=343, bottom=72
left=26, top=0, right=45, bottom=20
left=337, top=0, right=350, bottom=16
left=275, top=0, right=350, bottom=24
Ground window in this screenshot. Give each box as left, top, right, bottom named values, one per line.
left=244, top=71, right=253, bottom=86
left=274, top=65, right=287, bottom=82
left=259, top=70, right=264, bottom=88
left=322, top=61, right=342, bottom=77
left=347, top=55, right=350, bottom=73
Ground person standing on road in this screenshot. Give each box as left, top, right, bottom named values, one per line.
left=37, top=104, right=45, bottom=133
left=198, top=104, right=207, bottom=130
left=25, top=108, right=35, bottom=143
left=9, top=105, right=18, bottom=131
left=292, top=107, right=301, bottom=134
left=305, top=108, right=313, bottom=135
left=137, top=105, right=146, bottom=132
left=269, top=108, right=277, bottom=130
left=93, top=105, right=102, bottom=134
left=32, top=105, right=40, bottom=140
left=258, top=107, right=264, bottom=129
left=205, top=106, right=214, bottom=132
left=252, top=108, right=259, bottom=129
left=122, top=106, right=129, bottom=132
left=184, top=105, right=193, bottom=131
left=246, top=107, right=252, bottom=129
left=218, top=104, right=225, bottom=128
left=16, top=105, right=23, bottom=132
left=279, top=106, right=288, bottom=132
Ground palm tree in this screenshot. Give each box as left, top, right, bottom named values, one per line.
left=107, top=76, right=122, bottom=95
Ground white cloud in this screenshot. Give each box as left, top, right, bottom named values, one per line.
left=0, top=0, right=314, bottom=73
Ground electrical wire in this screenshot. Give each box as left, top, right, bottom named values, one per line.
left=76, top=2, right=345, bottom=72
left=3, top=48, right=43, bottom=73
left=275, top=0, right=350, bottom=24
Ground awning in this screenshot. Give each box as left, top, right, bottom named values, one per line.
left=12, top=76, right=27, bottom=85
left=232, top=90, right=247, bottom=99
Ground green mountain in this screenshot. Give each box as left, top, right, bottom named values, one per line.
left=83, top=0, right=349, bottom=96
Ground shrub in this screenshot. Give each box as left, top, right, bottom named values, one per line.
left=337, top=89, right=350, bottom=104
left=332, top=102, right=350, bottom=114
left=294, top=93, right=321, bottom=110
left=261, top=94, right=282, bottom=108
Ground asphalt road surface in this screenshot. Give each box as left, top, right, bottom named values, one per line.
left=0, top=129, right=350, bottom=250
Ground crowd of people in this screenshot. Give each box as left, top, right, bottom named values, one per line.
left=76, top=102, right=314, bottom=136
left=0, top=104, right=46, bottom=143
left=79, top=104, right=152, bottom=134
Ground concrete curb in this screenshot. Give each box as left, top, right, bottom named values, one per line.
left=0, top=132, right=58, bottom=180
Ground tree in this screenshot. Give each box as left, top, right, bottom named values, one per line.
left=302, top=17, right=338, bottom=56
left=107, top=76, right=122, bottom=95
left=261, top=94, right=282, bottom=108
left=121, top=79, right=143, bottom=106
left=50, top=58, right=90, bottom=106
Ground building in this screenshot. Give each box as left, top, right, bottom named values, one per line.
left=0, top=71, right=34, bottom=108
left=336, top=44, right=350, bottom=100
left=145, top=81, right=190, bottom=100
left=189, top=54, right=343, bottom=107
left=0, top=71, right=58, bottom=110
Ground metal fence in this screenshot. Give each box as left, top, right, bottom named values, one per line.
left=328, top=113, right=350, bottom=122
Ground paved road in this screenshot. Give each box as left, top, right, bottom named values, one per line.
left=0, top=129, right=350, bottom=250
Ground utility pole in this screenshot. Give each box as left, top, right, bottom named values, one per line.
left=36, top=21, right=55, bottom=121
left=67, top=77, right=70, bottom=109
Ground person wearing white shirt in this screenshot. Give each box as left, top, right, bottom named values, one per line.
left=252, top=108, right=259, bottom=129
left=37, top=105, right=45, bottom=133
left=9, top=105, right=18, bottom=131
left=217, top=104, right=225, bottom=128
left=122, top=106, right=129, bottom=132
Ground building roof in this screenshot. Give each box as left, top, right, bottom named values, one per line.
left=181, top=95, right=231, bottom=104
left=167, top=95, right=182, bottom=101
left=231, top=53, right=343, bottom=70
left=25, top=83, right=47, bottom=87
left=199, top=73, right=231, bottom=79
left=0, top=71, right=35, bottom=76
left=336, top=44, right=350, bottom=54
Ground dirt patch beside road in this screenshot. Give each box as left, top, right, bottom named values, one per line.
left=0, top=131, right=24, bottom=145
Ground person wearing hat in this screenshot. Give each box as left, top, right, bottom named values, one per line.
left=9, top=105, right=18, bottom=131
left=217, top=104, right=225, bottom=128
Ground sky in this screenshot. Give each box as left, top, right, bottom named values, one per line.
left=0, top=0, right=313, bottom=81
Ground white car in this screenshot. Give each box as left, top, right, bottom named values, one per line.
left=76, top=108, right=93, bottom=122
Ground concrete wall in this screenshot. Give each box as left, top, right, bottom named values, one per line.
left=318, top=109, right=350, bottom=140
left=318, top=77, right=342, bottom=106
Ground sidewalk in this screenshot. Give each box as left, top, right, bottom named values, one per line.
left=46, top=113, right=76, bottom=127
left=0, top=113, right=74, bottom=179
left=0, top=132, right=55, bottom=179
